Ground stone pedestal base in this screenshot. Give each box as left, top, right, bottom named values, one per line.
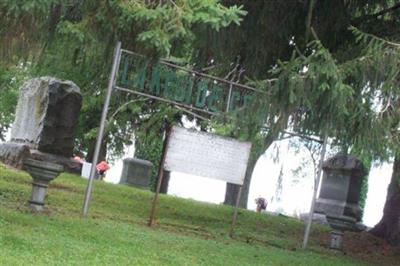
left=23, top=159, right=63, bottom=212
left=29, top=179, right=49, bottom=211
left=30, top=150, right=81, bottom=174
left=0, top=143, right=81, bottom=174
left=330, top=230, right=344, bottom=250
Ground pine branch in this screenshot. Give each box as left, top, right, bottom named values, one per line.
left=352, top=2, right=400, bottom=23
left=304, top=0, right=317, bottom=44
left=351, top=26, right=400, bottom=48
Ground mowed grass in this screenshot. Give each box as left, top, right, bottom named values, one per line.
left=0, top=164, right=392, bottom=265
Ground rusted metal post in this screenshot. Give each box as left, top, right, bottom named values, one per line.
left=148, top=124, right=172, bottom=226
left=229, top=185, right=243, bottom=237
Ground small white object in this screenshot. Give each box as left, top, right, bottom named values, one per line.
left=81, top=162, right=92, bottom=179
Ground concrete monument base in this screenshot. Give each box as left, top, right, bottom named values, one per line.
left=23, top=159, right=63, bottom=212
left=30, top=150, right=82, bottom=174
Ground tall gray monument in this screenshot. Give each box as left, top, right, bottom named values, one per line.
left=0, top=77, right=82, bottom=171
left=315, top=153, right=368, bottom=249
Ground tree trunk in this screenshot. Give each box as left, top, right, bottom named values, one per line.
left=224, top=157, right=257, bottom=207
left=86, top=138, right=107, bottom=163
left=224, top=134, right=276, bottom=208
left=239, top=158, right=258, bottom=207
left=224, top=183, right=241, bottom=206
left=370, top=156, right=400, bottom=245
left=159, top=170, right=170, bottom=194
left=224, top=110, right=290, bottom=208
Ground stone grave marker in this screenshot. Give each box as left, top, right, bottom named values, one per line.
left=0, top=77, right=82, bottom=172
left=314, top=153, right=368, bottom=249
left=120, top=158, right=153, bottom=189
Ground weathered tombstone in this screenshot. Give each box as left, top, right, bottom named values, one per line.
left=120, top=158, right=153, bottom=189
left=0, top=77, right=82, bottom=172
left=314, top=153, right=368, bottom=250
left=11, top=77, right=82, bottom=156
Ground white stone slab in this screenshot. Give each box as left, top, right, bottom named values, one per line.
left=81, top=162, right=92, bottom=179
left=164, top=126, right=251, bottom=185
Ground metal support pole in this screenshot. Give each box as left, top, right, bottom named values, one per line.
left=229, top=185, right=243, bottom=237
left=148, top=125, right=172, bottom=226
left=302, top=134, right=328, bottom=249
left=225, top=84, right=233, bottom=112
left=82, top=42, right=122, bottom=217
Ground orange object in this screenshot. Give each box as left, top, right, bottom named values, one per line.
left=96, top=161, right=110, bottom=173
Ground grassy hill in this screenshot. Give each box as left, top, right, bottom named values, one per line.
left=0, top=163, right=398, bottom=265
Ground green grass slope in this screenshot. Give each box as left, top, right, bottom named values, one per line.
left=0, top=164, right=397, bottom=265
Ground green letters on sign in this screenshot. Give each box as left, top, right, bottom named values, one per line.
left=134, top=61, right=147, bottom=91
left=149, top=66, right=161, bottom=95
left=116, top=51, right=257, bottom=114
left=195, top=81, right=208, bottom=108
left=173, top=75, right=188, bottom=102
left=207, top=85, right=223, bottom=112
left=120, top=56, right=132, bottom=88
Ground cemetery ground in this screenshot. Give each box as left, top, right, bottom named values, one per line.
left=0, top=164, right=399, bottom=266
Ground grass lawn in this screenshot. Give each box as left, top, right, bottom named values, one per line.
left=0, top=163, right=398, bottom=265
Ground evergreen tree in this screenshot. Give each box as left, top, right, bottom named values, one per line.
left=2, top=0, right=400, bottom=245
left=197, top=0, right=400, bottom=213
left=0, top=0, right=246, bottom=157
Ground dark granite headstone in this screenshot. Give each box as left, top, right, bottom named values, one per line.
left=120, top=158, right=153, bottom=189
left=314, top=153, right=368, bottom=249
left=315, top=153, right=367, bottom=226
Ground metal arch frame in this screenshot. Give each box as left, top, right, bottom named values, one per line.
left=82, top=42, right=258, bottom=217
left=120, top=48, right=260, bottom=93
left=81, top=42, right=329, bottom=248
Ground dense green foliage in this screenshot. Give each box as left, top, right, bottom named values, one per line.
left=192, top=0, right=399, bottom=79
left=190, top=0, right=400, bottom=207
left=2, top=164, right=399, bottom=265
left=134, top=105, right=180, bottom=191
left=0, top=0, right=245, bottom=158
left=1, top=1, right=400, bottom=215
left=1, top=1, right=399, bottom=158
